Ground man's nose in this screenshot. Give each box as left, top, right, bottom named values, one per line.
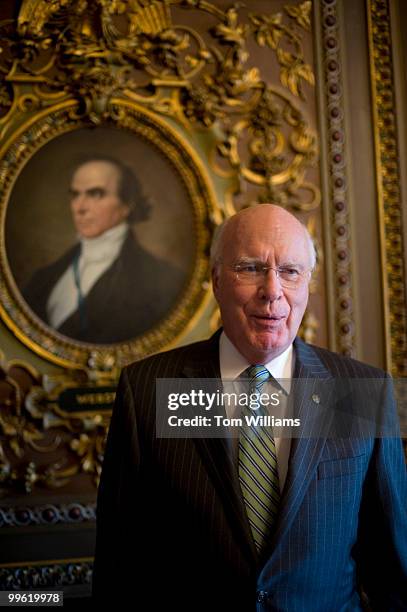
left=71, top=194, right=88, bottom=212
left=257, top=268, right=283, bottom=301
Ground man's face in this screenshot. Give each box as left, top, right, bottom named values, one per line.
left=212, top=206, right=312, bottom=364
left=69, top=161, right=130, bottom=239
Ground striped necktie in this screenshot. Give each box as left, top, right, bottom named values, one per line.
left=238, top=365, right=280, bottom=555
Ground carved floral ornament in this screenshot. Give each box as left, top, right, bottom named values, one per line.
left=0, top=0, right=319, bottom=209
left=0, top=0, right=320, bottom=494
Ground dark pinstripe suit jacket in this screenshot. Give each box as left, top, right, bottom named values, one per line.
left=93, top=331, right=407, bottom=611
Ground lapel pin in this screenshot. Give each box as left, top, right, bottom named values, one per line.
left=311, top=393, right=320, bottom=404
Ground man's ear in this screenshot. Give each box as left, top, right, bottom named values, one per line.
left=122, top=204, right=131, bottom=219
left=211, top=265, right=220, bottom=299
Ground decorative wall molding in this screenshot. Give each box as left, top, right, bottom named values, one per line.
left=367, top=0, right=407, bottom=377
left=0, top=559, right=93, bottom=591
left=315, top=0, right=357, bottom=357
left=0, top=502, right=96, bottom=528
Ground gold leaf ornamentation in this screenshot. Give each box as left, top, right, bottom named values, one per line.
left=0, top=358, right=111, bottom=493
left=284, top=1, right=312, bottom=32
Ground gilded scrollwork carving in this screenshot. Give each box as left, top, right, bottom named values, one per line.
left=250, top=5, right=314, bottom=99
left=179, top=2, right=318, bottom=209
left=0, top=0, right=319, bottom=209
left=0, top=356, right=111, bottom=494
left=284, top=1, right=312, bottom=31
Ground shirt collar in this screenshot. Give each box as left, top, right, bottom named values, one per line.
left=219, top=330, right=294, bottom=391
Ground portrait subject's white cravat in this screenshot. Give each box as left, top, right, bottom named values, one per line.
left=47, top=222, right=128, bottom=329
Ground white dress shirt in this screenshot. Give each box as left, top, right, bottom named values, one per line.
left=47, top=222, right=128, bottom=329
left=219, top=331, right=294, bottom=492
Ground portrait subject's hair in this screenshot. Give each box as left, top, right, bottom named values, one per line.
left=73, top=155, right=152, bottom=223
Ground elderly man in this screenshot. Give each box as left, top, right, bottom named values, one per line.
left=23, top=156, right=183, bottom=343
left=93, top=204, right=407, bottom=610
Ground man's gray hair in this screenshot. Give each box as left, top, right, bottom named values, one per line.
left=210, top=209, right=317, bottom=271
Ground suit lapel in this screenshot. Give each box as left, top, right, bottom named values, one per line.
left=267, top=338, right=335, bottom=553
left=181, top=333, right=337, bottom=565
left=182, top=331, right=258, bottom=564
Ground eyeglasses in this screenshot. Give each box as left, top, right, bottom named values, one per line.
left=232, top=262, right=311, bottom=288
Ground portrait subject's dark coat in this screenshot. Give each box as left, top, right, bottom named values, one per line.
left=23, top=231, right=185, bottom=343
left=92, top=331, right=407, bottom=610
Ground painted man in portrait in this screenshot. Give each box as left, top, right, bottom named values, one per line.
left=23, top=156, right=184, bottom=344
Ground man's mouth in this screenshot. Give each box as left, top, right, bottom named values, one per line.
left=250, top=314, right=287, bottom=329
left=252, top=314, right=285, bottom=321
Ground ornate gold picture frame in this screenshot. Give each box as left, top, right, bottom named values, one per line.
left=0, top=102, right=216, bottom=369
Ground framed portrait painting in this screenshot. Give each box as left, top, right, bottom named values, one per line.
left=0, top=103, right=217, bottom=368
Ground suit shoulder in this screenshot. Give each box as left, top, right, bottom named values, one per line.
left=307, top=342, right=389, bottom=378
left=122, top=337, right=215, bottom=381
